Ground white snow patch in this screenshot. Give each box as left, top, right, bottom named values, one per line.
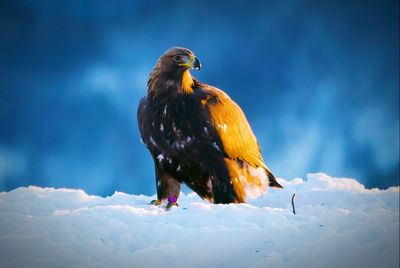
left=0, top=173, right=398, bottom=268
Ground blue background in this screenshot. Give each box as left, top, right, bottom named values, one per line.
left=0, top=0, right=398, bottom=196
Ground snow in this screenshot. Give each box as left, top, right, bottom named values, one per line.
left=0, top=173, right=398, bottom=268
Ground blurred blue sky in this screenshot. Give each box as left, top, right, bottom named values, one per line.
left=0, top=0, right=398, bottom=196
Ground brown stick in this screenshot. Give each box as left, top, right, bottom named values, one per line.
left=291, top=193, right=296, bottom=215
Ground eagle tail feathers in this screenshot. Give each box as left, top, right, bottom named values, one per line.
left=262, top=163, right=283, bottom=189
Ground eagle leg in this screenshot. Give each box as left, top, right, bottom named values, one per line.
left=154, top=164, right=181, bottom=205
left=166, top=196, right=179, bottom=210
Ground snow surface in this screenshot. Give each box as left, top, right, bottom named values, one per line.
left=0, top=173, right=398, bottom=268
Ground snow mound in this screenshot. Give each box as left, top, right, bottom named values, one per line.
left=0, top=173, right=398, bottom=268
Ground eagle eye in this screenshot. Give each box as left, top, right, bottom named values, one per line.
left=173, top=54, right=189, bottom=63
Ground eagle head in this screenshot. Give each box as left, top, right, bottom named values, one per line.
left=148, top=47, right=201, bottom=96
left=157, top=47, right=201, bottom=74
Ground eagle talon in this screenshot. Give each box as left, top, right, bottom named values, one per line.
left=165, top=195, right=179, bottom=210
left=166, top=202, right=179, bottom=210
left=150, top=199, right=162, bottom=206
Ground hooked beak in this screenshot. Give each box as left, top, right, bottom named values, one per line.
left=192, top=57, right=201, bottom=70
left=179, top=55, right=201, bottom=71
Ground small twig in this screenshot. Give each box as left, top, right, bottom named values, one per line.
left=291, top=193, right=296, bottom=215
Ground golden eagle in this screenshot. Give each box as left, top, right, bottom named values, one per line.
left=137, top=47, right=282, bottom=207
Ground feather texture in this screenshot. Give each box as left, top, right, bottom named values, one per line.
left=137, top=47, right=282, bottom=204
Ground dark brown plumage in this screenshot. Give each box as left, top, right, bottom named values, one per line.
left=137, top=47, right=282, bottom=205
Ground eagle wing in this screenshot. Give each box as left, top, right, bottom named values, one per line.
left=199, top=84, right=266, bottom=169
